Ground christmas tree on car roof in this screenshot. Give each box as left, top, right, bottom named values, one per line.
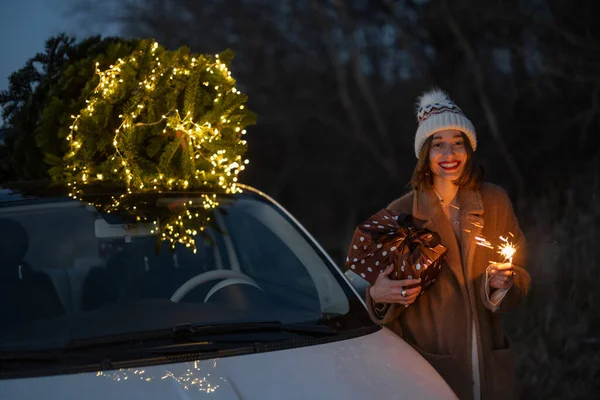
left=56, top=39, right=255, bottom=195
left=46, top=38, right=256, bottom=252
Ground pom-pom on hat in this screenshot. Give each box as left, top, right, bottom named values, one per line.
left=414, top=88, right=477, bottom=158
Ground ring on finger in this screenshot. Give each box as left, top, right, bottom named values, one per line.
left=401, top=289, right=407, bottom=298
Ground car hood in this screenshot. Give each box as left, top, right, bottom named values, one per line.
left=0, top=328, right=456, bottom=399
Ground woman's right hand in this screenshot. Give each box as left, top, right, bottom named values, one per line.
left=369, top=264, right=422, bottom=307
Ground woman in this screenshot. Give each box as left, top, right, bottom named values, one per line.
left=366, top=88, right=530, bottom=400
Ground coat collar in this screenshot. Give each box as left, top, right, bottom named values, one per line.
left=412, top=186, right=484, bottom=221
left=412, top=186, right=485, bottom=287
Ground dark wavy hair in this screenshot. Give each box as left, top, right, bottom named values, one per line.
left=410, top=132, right=484, bottom=191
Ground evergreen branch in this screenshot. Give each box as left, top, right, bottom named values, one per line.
left=159, top=138, right=183, bottom=172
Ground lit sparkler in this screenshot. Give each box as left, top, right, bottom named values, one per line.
left=476, top=232, right=517, bottom=265
left=498, top=234, right=517, bottom=264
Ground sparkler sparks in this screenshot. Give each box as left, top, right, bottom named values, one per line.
left=475, top=236, right=494, bottom=249
left=476, top=233, right=517, bottom=264
left=498, top=235, right=517, bottom=263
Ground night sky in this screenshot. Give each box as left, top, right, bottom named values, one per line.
left=2, top=0, right=67, bottom=91
left=0, top=0, right=118, bottom=93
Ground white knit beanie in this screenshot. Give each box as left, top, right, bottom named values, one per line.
left=414, top=88, right=477, bottom=158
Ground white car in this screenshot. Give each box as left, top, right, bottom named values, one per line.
left=0, top=184, right=456, bottom=399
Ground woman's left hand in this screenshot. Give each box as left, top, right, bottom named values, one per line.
left=488, top=262, right=514, bottom=290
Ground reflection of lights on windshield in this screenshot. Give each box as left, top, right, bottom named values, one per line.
left=95, top=361, right=224, bottom=393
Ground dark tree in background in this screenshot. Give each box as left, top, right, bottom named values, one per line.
left=1, top=0, right=599, bottom=397
left=0, top=34, right=138, bottom=180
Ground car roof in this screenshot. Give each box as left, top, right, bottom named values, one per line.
left=0, top=182, right=269, bottom=208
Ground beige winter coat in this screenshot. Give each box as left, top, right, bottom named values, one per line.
left=365, top=183, right=530, bottom=400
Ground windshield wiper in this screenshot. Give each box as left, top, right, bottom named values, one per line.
left=0, top=322, right=337, bottom=360
left=64, top=321, right=337, bottom=350
left=0, top=350, right=60, bottom=362
left=133, top=322, right=338, bottom=356
left=0, top=322, right=338, bottom=372
left=173, top=321, right=338, bottom=337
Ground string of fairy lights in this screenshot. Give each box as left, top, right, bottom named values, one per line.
left=62, top=41, right=252, bottom=252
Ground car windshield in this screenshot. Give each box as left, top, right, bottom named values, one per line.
left=0, top=188, right=371, bottom=352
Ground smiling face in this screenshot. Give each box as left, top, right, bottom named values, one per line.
left=411, top=129, right=482, bottom=191
left=428, top=129, right=468, bottom=184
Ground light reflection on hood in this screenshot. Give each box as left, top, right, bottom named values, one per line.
left=95, top=359, right=224, bottom=394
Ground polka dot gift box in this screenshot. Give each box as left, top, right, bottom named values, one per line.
left=345, top=208, right=448, bottom=294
